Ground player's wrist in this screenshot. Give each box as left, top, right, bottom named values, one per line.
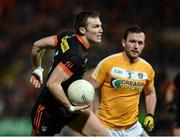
left=32, top=67, right=44, bottom=82
left=32, top=67, right=44, bottom=75
left=36, top=66, right=43, bottom=70
left=146, top=113, right=154, bottom=119
left=67, top=105, right=75, bottom=112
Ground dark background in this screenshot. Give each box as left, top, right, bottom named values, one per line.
left=0, top=0, right=180, bottom=135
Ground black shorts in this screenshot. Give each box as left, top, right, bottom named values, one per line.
left=31, top=101, right=79, bottom=136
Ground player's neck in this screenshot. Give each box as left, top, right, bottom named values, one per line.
left=122, top=51, right=139, bottom=63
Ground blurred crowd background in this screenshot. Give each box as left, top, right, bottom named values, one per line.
left=0, top=0, right=180, bottom=135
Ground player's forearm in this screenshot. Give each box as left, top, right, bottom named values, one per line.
left=47, top=83, right=71, bottom=108
left=31, top=36, right=56, bottom=68
left=145, top=91, right=157, bottom=115
left=31, top=47, right=45, bottom=68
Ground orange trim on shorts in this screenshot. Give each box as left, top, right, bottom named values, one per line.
left=53, top=35, right=58, bottom=45
left=37, top=107, right=44, bottom=134
left=34, top=105, right=41, bottom=132
left=59, top=62, right=73, bottom=77
left=33, top=105, right=45, bottom=135
left=76, top=34, right=89, bottom=49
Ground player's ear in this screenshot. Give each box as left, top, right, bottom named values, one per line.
left=79, top=27, right=86, bottom=35
left=122, top=39, right=125, bottom=48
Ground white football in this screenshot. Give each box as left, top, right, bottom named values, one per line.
left=67, top=79, right=95, bottom=105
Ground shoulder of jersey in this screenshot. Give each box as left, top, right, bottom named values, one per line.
left=60, top=31, right=74, bottom=37
left=139, top=58, right=153, bottom=69
left=100, top=53, right=122, bottom=63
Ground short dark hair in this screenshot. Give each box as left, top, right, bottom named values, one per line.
left=73, top=10, right=100, bottom=35
left=122, top=25, right=145, bottom=40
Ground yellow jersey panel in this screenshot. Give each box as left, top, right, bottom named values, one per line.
left=91, top=52, right=155, bottom=129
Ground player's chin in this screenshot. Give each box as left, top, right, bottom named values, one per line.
left=131, top=54, right=139, bottom=59
left=95, top=39, right=102, bottom=43
left=130, top=52, right=140, bottom=57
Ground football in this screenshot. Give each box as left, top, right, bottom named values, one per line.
left=67, top=79, right=95, bottom=105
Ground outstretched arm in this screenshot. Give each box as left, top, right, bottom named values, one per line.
left=30, top=35, right=57, bottom=88
left=31, top=36, right=57, bottom=68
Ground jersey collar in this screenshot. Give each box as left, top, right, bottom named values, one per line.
left=76, top=34, right=90, bottom=49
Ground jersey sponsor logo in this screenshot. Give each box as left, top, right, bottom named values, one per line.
left=61, top=36, right=70, bottom=53
left=111, top=78, right=145, bottom=92
left=111, top=67, right=148, bottom=80
left=111, top=78, right=122, bottom=88
left=119, top=85, right=143, bottom=92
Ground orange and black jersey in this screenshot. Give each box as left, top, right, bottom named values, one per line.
left=48, top=31, right=89, bottom=90
left=37, top=31, right=89, bottom=112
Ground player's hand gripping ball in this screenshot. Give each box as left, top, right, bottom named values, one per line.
left=67, top=79, right=95, bottom=105
left=143, top=113, right=155, bottom=132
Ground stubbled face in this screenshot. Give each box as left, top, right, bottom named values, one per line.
left=85, top=17, right=103, bottom=44
left=122, top=32, right=145, bottom=60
